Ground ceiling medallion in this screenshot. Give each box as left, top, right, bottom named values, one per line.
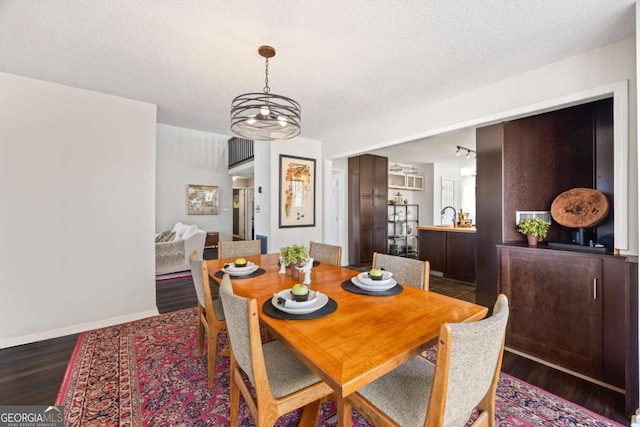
left=230, top=45, right=301, bottom=141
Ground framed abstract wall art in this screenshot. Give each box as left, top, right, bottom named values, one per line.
left=187, top=184, right=219, bottom=215
left=279, top=154, right=315, bottom=228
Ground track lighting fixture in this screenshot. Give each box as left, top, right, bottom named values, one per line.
left=456, top=145, right=476, bottom=159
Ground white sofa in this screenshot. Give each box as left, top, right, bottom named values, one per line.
left=155, top=222, right=206, bottom=275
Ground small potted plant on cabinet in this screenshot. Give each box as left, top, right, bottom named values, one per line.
left=517, top=218, right=550, bottom=247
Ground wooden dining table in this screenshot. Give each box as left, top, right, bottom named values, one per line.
left=207, top=253, right=488, bottom=426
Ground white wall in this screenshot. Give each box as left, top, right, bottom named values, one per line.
left=414, top=163, right=434, bottom=227
left=253, top=142, right=271, bottom=245
left=324, top=37, right=638, bottom=256
left=156, top=124, right=234, bottom=241
left=0, top=72, right=157, bottom=348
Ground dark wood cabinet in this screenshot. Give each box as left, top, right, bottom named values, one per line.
left=418, top=229, right=476, bottom=283
left=476, top=98, right=638, bottom=411
left=446, top=232, right=476, bottom=283
left=348, top=154, right=388, bottom=266
left=498, top=244, right=628, bottom=388
left=418, top=230, right=446, bottom=272
left=476, top=98, right=614, bottom=307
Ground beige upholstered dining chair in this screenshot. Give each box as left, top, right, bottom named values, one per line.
left=372, top=252, right=430, bottom=290
left=219, top=274, right=334, bottom=427
left=309, top=241, right=342, bottom=266
left=345, top=294, right=509, bottom=427
left=189, top=251, right=227, bottom=387
left=218, top=240, right=261, bottom=260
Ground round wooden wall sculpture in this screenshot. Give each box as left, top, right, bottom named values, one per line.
left=550, top=188, right=609, bottom=228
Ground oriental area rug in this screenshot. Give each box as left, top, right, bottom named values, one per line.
left=56, top=308, right=625, bottom=427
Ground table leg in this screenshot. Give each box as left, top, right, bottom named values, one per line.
left=336, top=395, right=352, bottom=427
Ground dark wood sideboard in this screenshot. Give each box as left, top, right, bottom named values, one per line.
left=498, top=243, right=635, bottom=398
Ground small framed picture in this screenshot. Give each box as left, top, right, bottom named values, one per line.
left=187, top=184, right=219, bottom=215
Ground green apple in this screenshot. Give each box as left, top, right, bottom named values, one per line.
left=234, top=257, right=247, bottom=266
left=291, top=284, right=309, bottom=295
left=369, top=269, right=383, bottom=277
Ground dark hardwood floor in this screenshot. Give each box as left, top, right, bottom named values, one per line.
left=0, top=254, right=630, bottom=425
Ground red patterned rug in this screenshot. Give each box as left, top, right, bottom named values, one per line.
left=56, top=308, right=625, bottom=426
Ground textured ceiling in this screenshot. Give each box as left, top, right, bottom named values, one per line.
left=0, top=1, right=635, bottom=147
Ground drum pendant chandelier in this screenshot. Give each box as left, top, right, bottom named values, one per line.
left=230, top=45, right=301, bottom=141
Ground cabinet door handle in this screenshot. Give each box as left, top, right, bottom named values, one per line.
left=593, top=278, right=597, bottom=299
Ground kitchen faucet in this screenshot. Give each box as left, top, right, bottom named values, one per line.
left=441, top=206, right=457, bottom=227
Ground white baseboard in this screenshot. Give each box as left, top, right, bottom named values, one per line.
left=0, top=309, right=160, bottom=349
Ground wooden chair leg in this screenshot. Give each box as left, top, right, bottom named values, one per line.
left=470, top=411, right=489, bottom=427
left=298, top=400, right=321, bottom=427
left=476, top=391, right=496, bottom=427
left=229, top=370, right=240, bottom=427
left=220, top=345, right=230, bottom=357
left=207, top=331, right=219, bottom=387
left=197, top=321, right=205, bottom=356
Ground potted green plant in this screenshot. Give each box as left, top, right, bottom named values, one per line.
left=517, top=218, right=550, bottom=246
left=279, top=244, right=309, bottom=278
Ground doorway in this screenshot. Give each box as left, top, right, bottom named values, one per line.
left=233, top=187, right=254, bottom=241
left=233, top=188, right=246, bottom=240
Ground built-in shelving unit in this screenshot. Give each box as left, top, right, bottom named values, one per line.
left=388, top=204, right=419, bottom=258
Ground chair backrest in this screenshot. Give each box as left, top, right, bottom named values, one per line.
left=309, top=241, right=342, bottom=266
left=188, top=250, right=206, bottom=308
left=219, top=274, right=263, bottom=384
left=427, top=294, right=509, bottom=426
left=218, top=240, right=262, bottom=260
left=372, top=252, right=430, bottom=290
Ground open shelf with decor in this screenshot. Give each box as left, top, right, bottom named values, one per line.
left=388, top=204, right=419, bottom=258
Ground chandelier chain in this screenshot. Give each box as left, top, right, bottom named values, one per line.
left=263, top=57, right=270, bottom=94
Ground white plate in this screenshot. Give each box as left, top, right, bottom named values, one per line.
left=273, top=289, right=320, bottom=308
left=357, top=271, right=394, bottom=286
left=351, top=276, right=397, bottom=292
left=223, top=261, right=256, bottom=272
left=222, top=264, right=259, bottom=276
left=271, top=292, right=329, bottom=314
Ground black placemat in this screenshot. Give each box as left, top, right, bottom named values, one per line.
left=214, top=268, right=266, bottom=279
left=341, top=279, right=403, bottom=296
left=262, top=297, right=338, bottom=319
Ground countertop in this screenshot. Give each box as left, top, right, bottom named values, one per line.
left=417, top=225, right=477, bottom=233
